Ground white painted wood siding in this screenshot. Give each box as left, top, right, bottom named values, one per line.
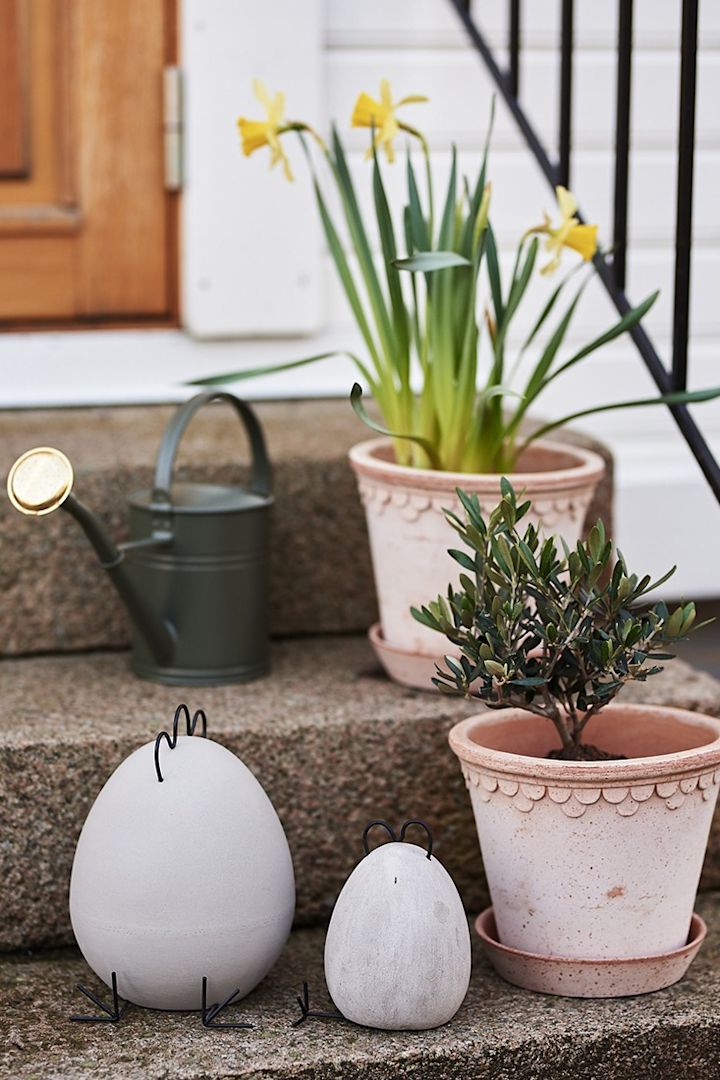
left=2, top=0, right=719, bottom=596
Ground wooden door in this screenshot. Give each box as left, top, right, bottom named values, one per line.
left=0, top=0, right=177, bottom=327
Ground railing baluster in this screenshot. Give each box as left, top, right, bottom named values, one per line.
left=613, top=0, right=633, bottom=291
left=508, top=0, right=521, bottom=97
left=452, top=0, right=557, bottom=188
left=448, top=0, right=720, bottom=504
left=559, top=0, right=574, bottom=187
left=672, top=0, right=699, bottom=392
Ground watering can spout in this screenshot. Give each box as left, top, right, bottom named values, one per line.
left=7, top=447, right=176, bottom=666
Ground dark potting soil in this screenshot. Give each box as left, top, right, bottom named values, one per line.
left=547, top=743, right=627, bottom=762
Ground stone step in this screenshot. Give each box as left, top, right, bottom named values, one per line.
left=2, top=635, right=719, bottom=953
left=0, top=401, right=613, bottom=656
left=3, top=891, right=720, bottom=1080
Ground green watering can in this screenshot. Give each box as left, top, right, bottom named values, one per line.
left=7, top=392, right=273, bottom=686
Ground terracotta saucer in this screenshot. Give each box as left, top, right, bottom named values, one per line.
left=475, top=907, right=706, bottom=998
left=367, top=623, right=439, bottom=691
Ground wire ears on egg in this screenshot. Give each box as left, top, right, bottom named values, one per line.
left=362, top=819, right=433, bottom=860
left=362, top=820, right=398, bottom=853
left=154, top=703, right=208, bottom=783
left=399, top=819, right=433, bottom=859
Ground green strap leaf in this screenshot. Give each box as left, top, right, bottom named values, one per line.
left=485, top=225, right=504, bottom=325
left=519, top=387, right=720, bottom=451
left=503, top=277, right=591, bottom=440
left=295, top=133, right=385, bottom=376
left=459, top=97, right=495, bottom=258
left=311, top=175, right=385, bottom=376
left=350, top=383, right=441, bottom=469
left=493, top=236, right=539, bottom=359
left=403, top=204, right=422, bottom=353
left=393, top=251, right=471, bottom=272
left=406, top=152, right=430, bottom=253
left=187, top=350, right=376, bottom=390
left=372, top=144, right=410, bottom=382
left=544, top=290, right=660, bottom=387
left=330, top=124, right=397, bottom=367
left=505, top=286, right=659, bottom=447
left=437, top=145, right=458, bottom=250
left=477, top=384, right=523, bottom=405
left=517, top=261, right=586, bottom=362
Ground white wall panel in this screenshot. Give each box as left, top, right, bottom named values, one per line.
left=181, top=0, right=323, bottom=337
left=327, top=0, right=720, bottom=51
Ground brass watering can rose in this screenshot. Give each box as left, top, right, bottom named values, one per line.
left=6, top=392, right=273, bottom=686
left=7, top=446, right=74, bottom=515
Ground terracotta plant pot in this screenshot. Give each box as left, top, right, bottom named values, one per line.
left=349, top=436, right=605, bottom=689
left=449, top=703, right=720, bottom=997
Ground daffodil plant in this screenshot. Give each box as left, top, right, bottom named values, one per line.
left=196, top=80, right=720, bottom=473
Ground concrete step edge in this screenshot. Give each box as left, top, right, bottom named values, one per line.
left=2, top=635, right=719, bottom=952
left=3, top=892, right=720, bottom=1080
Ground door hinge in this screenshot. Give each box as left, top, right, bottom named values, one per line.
left=163, top=66, right=183, bottom=192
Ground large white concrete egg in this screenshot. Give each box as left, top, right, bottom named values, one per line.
left=69, top=734, right=295, bottom=1010
left=324, top=837, right=471, bottom=1030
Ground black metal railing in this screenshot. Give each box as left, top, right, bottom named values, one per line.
left=451, top=0, right=720, bottom=503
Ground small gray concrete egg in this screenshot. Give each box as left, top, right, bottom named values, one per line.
left=70, top=733, right=295, bottom=1011
left=324, top=835, right=471, bottom=1030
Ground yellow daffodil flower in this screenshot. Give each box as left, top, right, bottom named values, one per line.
left=351, top=79, right=428, bottom=163
left=530, top=186, right=599, bottom=274
left=237, top=80, right=297, bottom=181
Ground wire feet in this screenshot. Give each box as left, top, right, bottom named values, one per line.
left=71, top=971, right=127, bottom=1023
left=201, top=977, right=253, bottom=1030
left=292, top=982, right=344, bottom=1027
left=71, top=973, right=252, bottom=1030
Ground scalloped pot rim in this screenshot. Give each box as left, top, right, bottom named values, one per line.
left=347, top=436, right=606, bottom=494
left=449, top=704, right=720, bottom=785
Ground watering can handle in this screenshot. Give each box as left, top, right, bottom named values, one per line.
left=151, top=391, right=272, bottom=511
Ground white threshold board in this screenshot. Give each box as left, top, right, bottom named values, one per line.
left=0, top=328, right=357, bottom=407
left=1, top=327, right=718, bottom=601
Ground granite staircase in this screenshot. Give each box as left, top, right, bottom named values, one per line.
left=2, top=401, right=720, bottom=1080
